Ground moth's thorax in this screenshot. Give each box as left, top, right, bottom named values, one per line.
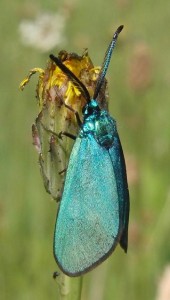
left=80, top=99, right=117, bottom=148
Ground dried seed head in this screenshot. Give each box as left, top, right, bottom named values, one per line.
left=20, top=50, right=108, bottom=201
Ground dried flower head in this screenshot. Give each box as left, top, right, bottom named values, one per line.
left=20, top=50, right=108, bottom=200
left=19, top=12, right=66, bottom=52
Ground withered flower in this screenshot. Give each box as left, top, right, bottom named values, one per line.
left=20, top=50, right=108, bottom=201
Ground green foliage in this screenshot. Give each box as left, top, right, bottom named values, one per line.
left=1, top=0, right=170, bottom=299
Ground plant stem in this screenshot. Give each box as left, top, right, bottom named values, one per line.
left=56, top=273, right=83, bottom=300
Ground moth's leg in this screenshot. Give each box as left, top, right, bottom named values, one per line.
left=58, top=168, right=67, bottom=175
left=58, top=131, right=76, bottom=140
left=40, top=122, right=76, bottom=140
left=61, top=100, right=82, bottom=127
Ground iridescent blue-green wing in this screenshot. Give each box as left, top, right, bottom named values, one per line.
left=54, top=135, right=121, bottom=276
left=109, top=133, right=130, bottom=252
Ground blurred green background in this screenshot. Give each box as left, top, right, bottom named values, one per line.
left=1, top=0, right=170, bottom=299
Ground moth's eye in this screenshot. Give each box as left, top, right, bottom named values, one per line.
left=82, top=105, right=93, bottom=115
left=87, top=107, right=93, bottom=115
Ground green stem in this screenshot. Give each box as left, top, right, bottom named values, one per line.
left=56, top=273, right=83, bottom=300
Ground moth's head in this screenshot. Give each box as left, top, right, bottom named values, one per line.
left=82, top=99, right=100, bottom=118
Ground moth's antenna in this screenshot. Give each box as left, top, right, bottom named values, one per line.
left=93, top=25, right=124, bottom=100
left=50, top=54, right=91, bottom=103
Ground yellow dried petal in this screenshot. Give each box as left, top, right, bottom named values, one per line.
left=19, top=68, right=44, bottom=90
